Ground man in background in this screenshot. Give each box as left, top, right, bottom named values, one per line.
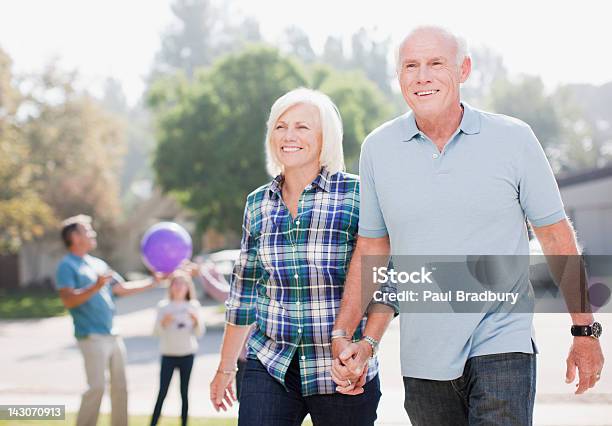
left=56, top=214, right=160, bottom=426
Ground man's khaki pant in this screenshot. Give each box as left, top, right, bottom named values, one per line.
left=76, top=334, right=128, bottom=426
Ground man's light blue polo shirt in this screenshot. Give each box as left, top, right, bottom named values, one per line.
left=359, top=102, right=566, bottom=380
left=56, top=253, right=119, bottom=339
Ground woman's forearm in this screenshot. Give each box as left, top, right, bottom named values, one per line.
left=218, top=323, right=252, bottom=370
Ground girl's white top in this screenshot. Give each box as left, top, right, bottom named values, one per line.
left=153, top=299, right=204, bottom=356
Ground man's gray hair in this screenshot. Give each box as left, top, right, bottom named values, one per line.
left=395, top=25, right=470, bottom=72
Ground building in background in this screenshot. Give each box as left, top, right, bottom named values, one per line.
left=558, top=165, right=612, bottom=254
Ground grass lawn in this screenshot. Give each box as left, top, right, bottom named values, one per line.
left=0, top=289, right=67, bottom=319
left=0, top=412, right=237, bottom=425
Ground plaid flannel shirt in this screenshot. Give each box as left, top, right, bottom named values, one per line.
left=225, top=168, right=379, bottom=395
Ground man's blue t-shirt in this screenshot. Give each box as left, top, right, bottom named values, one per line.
left=56, top=253, right=119, bottom=339
left=358, top=102, right=566, bottom=380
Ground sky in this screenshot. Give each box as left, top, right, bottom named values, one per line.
left=1, top=0, right=611, bottom=106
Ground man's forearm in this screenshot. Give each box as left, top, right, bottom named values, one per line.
left=60, top=284, right=100, bottom=309
left=334, top=244, right=369, bottom=335
left=113, top=278, right=155, bottom=297
left=533, top=219, right=594, bottom=324
left=363, top=307, right=395, bottom=341
left=334, top=236, right=391, bottom=335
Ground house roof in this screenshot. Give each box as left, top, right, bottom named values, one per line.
left=557, top=164, right=612, bottom=188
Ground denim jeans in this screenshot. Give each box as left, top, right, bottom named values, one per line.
left=404, top=352, right=536, bottom=426
left=238, top=354, right=381, bottom=426
left=150, top=354, right=194, bottom=426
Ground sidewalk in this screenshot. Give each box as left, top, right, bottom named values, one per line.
left=1, top=288, right=611, bottom=425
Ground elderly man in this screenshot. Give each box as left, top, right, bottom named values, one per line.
left=331, top=26, right=604, bottom=425
left=56, top=215, right=160, bottom=426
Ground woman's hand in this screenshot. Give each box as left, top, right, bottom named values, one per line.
left=210, top=369, right=237, bottom=411
left=161, top=313, right=174, bottom=328
left=189, top=311, right=198, bottom=326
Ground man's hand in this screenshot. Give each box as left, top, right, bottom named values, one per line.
left=152, top=272, right=165, bottom=285
left=566, top=336, right=604, bottom=394
left=338, top=340, right=371, bottom=379
left=179, top=259, right=200, bottom=277
left=95, top=274, right=112, bottom=290
left=331, top=339, right=371, bottom=394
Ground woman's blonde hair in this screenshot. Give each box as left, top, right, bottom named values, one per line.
left=264, top=87, right=345, bottom=177
left=167, top=270, right=197, bottom=301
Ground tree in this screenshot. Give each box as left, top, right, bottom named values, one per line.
left=322, top=36, right=347, bottom=71
left=151, top=0, right=261, bottom=80
left=486, top=75, right=598, bottom=173
left=349, top=28, right=393, bottom=95
left=22, top=64, right=126, bottom=230
left=149, top=45, right=393, bottom=234
left=461, top=46, right=508, bottom=106
left=310, top=64, right=392, bottom=171
left=0, top=48, right=54, bottom=254
left=149, top=46, right=306, bottom=233
left=101, top=78, right=156, bottom=203
left=284, top=27, right=316, bottom=64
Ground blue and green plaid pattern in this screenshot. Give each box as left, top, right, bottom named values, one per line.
left=225, top=167, right=378, bottom=395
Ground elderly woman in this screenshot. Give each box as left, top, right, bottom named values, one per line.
left=209, top=88, right=387, bottom=426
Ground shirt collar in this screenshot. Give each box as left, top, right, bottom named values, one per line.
left=268, top=167, right=332, bottom=197
left=402, top=101, right=481, bottom=142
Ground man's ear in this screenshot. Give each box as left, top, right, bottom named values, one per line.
left=460, top=56, right=472, bottom=83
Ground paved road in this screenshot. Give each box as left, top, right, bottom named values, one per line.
left=1, top=288, right=611, bottom=425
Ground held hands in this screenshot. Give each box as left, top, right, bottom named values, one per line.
left=331, top=338, right=371, bottom=395
left=566, top=337, right=605, bottom=394
left=210, top=368, right=237, bottom=412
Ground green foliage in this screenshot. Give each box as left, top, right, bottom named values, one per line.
left=0, top=289, right=67, bottom=319
left=310, top=64, right=392, bottom=171
left=151, top=0, right=262, bottom=80
left=486, top=75, right=600, bottom=173
left=0, top=48, right=55, bottom=254
left=22, top=64, right=126, bottom=227
left=149, top=46, right=306, bottom=233
left=149, top=45, right=393, bottom=235
left=0, top=48, right=127, bottom=255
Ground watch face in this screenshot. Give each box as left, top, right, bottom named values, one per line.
left=592, top=322, right=602, bottom=338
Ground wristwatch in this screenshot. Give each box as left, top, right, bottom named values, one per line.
left=361, top=335, right=379, bottom=358
left=571, top=322, right=602, bottom=339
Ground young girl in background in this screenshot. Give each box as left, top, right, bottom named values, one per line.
left=150, top=270, right=204, bottom=426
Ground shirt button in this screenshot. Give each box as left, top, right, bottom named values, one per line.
left=296, top=301, right=300, bottom=305
left=301, top=355, right=306, bottom=360
left=298, top=328, right=302, bottom=333
left=294, top=274, right=298, bottom=279
left=295, top=220, right=300, bottom=225
left=432, top=153, right=439, bottom=159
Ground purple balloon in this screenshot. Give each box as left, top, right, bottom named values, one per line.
left=141, top=222, right=193, bottom=273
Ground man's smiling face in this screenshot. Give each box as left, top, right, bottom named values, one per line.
left=397, top=28, right=471, bottom=120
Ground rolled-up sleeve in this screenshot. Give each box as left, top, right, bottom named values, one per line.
left=225, top=199, right=263, bottom=326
